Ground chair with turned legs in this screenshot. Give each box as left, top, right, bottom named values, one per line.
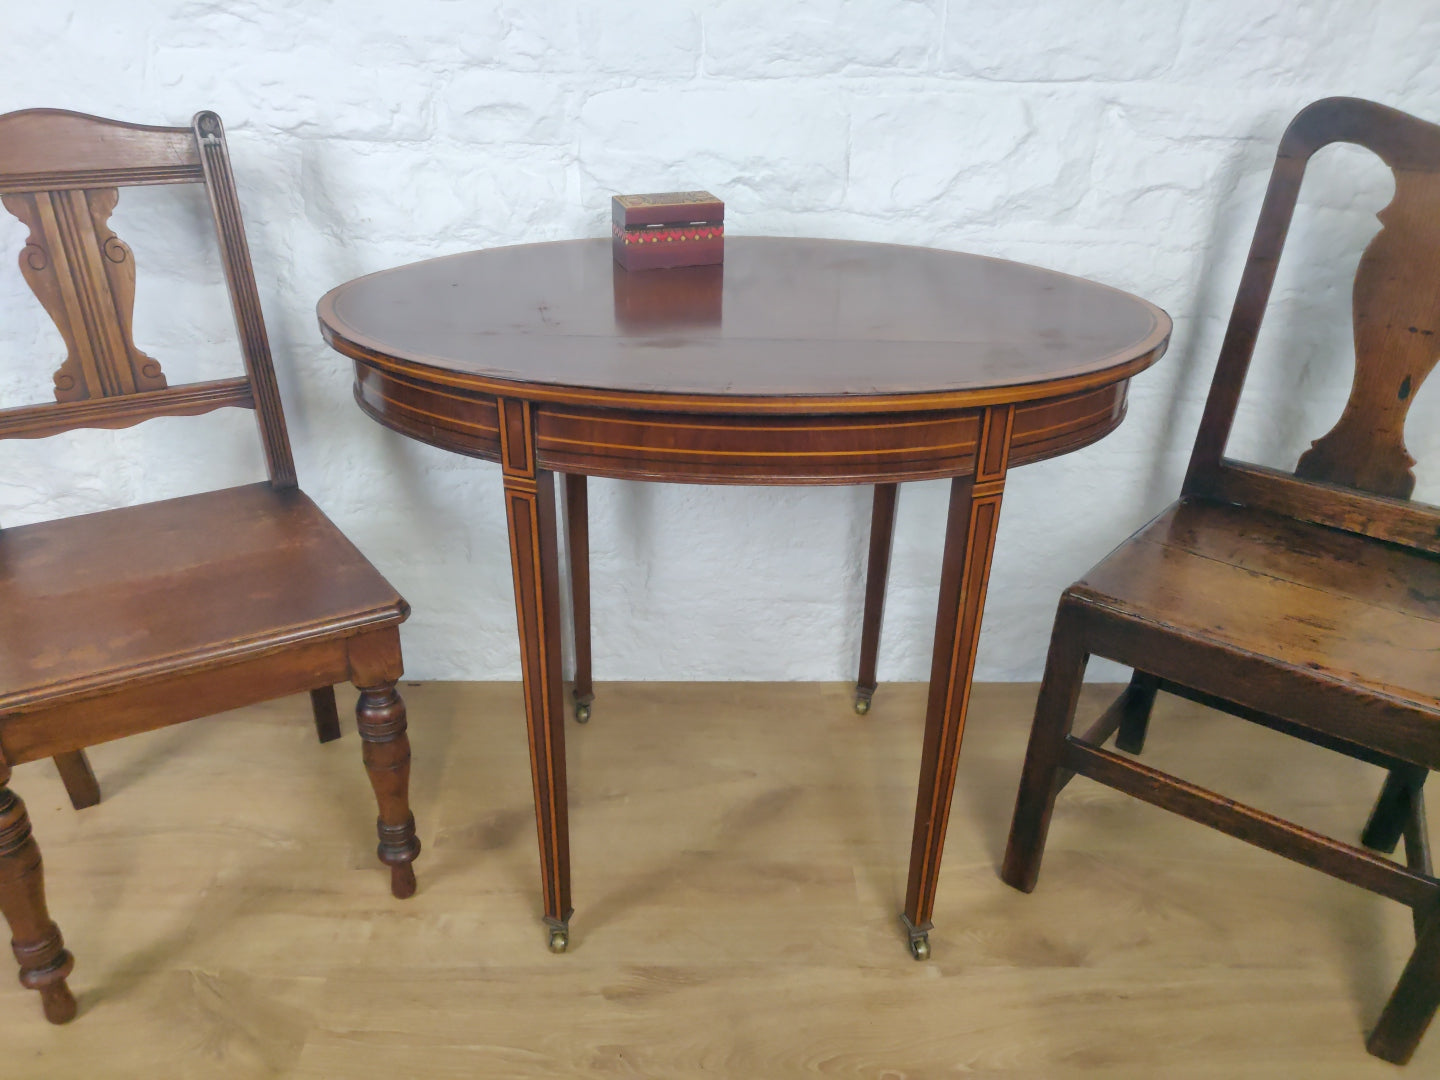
left=0, top=108, right=420, bottom=1023
left=1001, top=96, right=1440, bottom=1065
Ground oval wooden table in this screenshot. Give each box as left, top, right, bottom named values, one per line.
left=318, top=236, right=1171, bottom=959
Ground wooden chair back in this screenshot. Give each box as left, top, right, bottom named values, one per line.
left=0, top=109, right=295, bottom=487
left=1183, top=96, right=1440, bottom=554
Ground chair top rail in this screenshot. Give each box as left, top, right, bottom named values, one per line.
left=0, top=109, right=202, bottom=194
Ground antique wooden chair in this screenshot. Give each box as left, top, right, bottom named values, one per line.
left=1001, top=97, right=1440, bottom=1065
left=0, top=109, right=420, bottom=1024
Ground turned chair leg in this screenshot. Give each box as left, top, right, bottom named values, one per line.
left=1368, top=900, right=1440, bottom=1064
left=0, top=765, right=76, bottom=1024
left=1362, top=766, right=1426, bottom=855
left=1001, top=607, right=1089, bottom=893
left=355, top=683, right=421, bottom=899
left=51, top=751, right=100, bottom=810
left=1113, top=671, right=1160, bottom=755
left=310, top=686, right=343, bottom=743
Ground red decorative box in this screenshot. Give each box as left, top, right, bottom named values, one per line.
left=611, top=191, right=724, bottom=271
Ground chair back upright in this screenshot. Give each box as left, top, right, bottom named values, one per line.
left=0, top=108, right=295, bottom=488
left=1183, top=96, right=1440, bottom=553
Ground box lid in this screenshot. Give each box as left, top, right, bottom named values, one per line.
left=612, top=191, right=724, bottom=228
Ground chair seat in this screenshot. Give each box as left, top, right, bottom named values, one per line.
left=0, top=483, right=407, bottom=714
left=1071, top=497, right=1440, bottom=717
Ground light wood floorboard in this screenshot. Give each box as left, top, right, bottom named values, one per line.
left=0, top=681, right=1435, bottom=1077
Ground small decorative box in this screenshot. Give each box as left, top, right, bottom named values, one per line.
left=611, top=191, right=724, bottom=271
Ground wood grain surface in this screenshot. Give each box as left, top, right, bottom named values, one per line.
left=1074, top=499, right=1440, bottom=718
left=0, top=484, right=405, bottom=718
left=319, top=237, right=1169, bottom=409
left=0, top=680, right=1433, bottom=1078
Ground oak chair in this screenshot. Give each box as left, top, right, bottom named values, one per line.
left=1001, top=97, right=1440, bottom=1065
left=0, top=108, right=420, bottom=1024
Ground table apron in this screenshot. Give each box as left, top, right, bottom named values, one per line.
left=354, top=359, right=1128, bottom=484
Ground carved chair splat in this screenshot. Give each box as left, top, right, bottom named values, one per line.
left=0, top=108, right=419, bottom=1024
left=1002, top=97, right=1440, bottom=1066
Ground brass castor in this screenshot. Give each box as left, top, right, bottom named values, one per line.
left=853, top=697, right=871, bottom=715
left=574, top=702, right=591, bottom=724
left=548, top=927, right=568, bottom=953
left=908, top=934, right=930, bottom=961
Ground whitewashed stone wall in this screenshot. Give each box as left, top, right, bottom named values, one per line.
left=3, top=2, right=1439, bottom=682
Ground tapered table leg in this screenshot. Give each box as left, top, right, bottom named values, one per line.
left=901, top=405, right=1013, bottom=959
left=564, top=473, right=594, bottom=724
left=501, top=399, right=573, bottom=952
left=854, top=483, right=898, bottom=715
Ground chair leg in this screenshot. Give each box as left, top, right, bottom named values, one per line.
left=0, top=765, right=76, bottom=1024
left=1001, top=607, right=1090, bottom=893
left=51, top=751, right=100, bottom=810
left=854, top=483, right=898, bottom=715
left=310, top=686, right=343, bottom=744
left=1113, top=671, right=1160, bottom=755
left=356, top=683, right=421, bottom=899
left=1362, top=767, right=1425, bottom=855
left=563, top=473, right=594, bottom=725
left=1367, top=901, right=1440, bottom=1065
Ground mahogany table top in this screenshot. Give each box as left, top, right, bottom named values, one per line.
left=318, top=237, right=1170, bottom=411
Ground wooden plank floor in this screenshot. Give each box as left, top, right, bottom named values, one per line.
left=1, top=681, right=1435, bottom=1077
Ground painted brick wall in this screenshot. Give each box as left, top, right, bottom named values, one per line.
left=3, top=2, right=1439, bottom=682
